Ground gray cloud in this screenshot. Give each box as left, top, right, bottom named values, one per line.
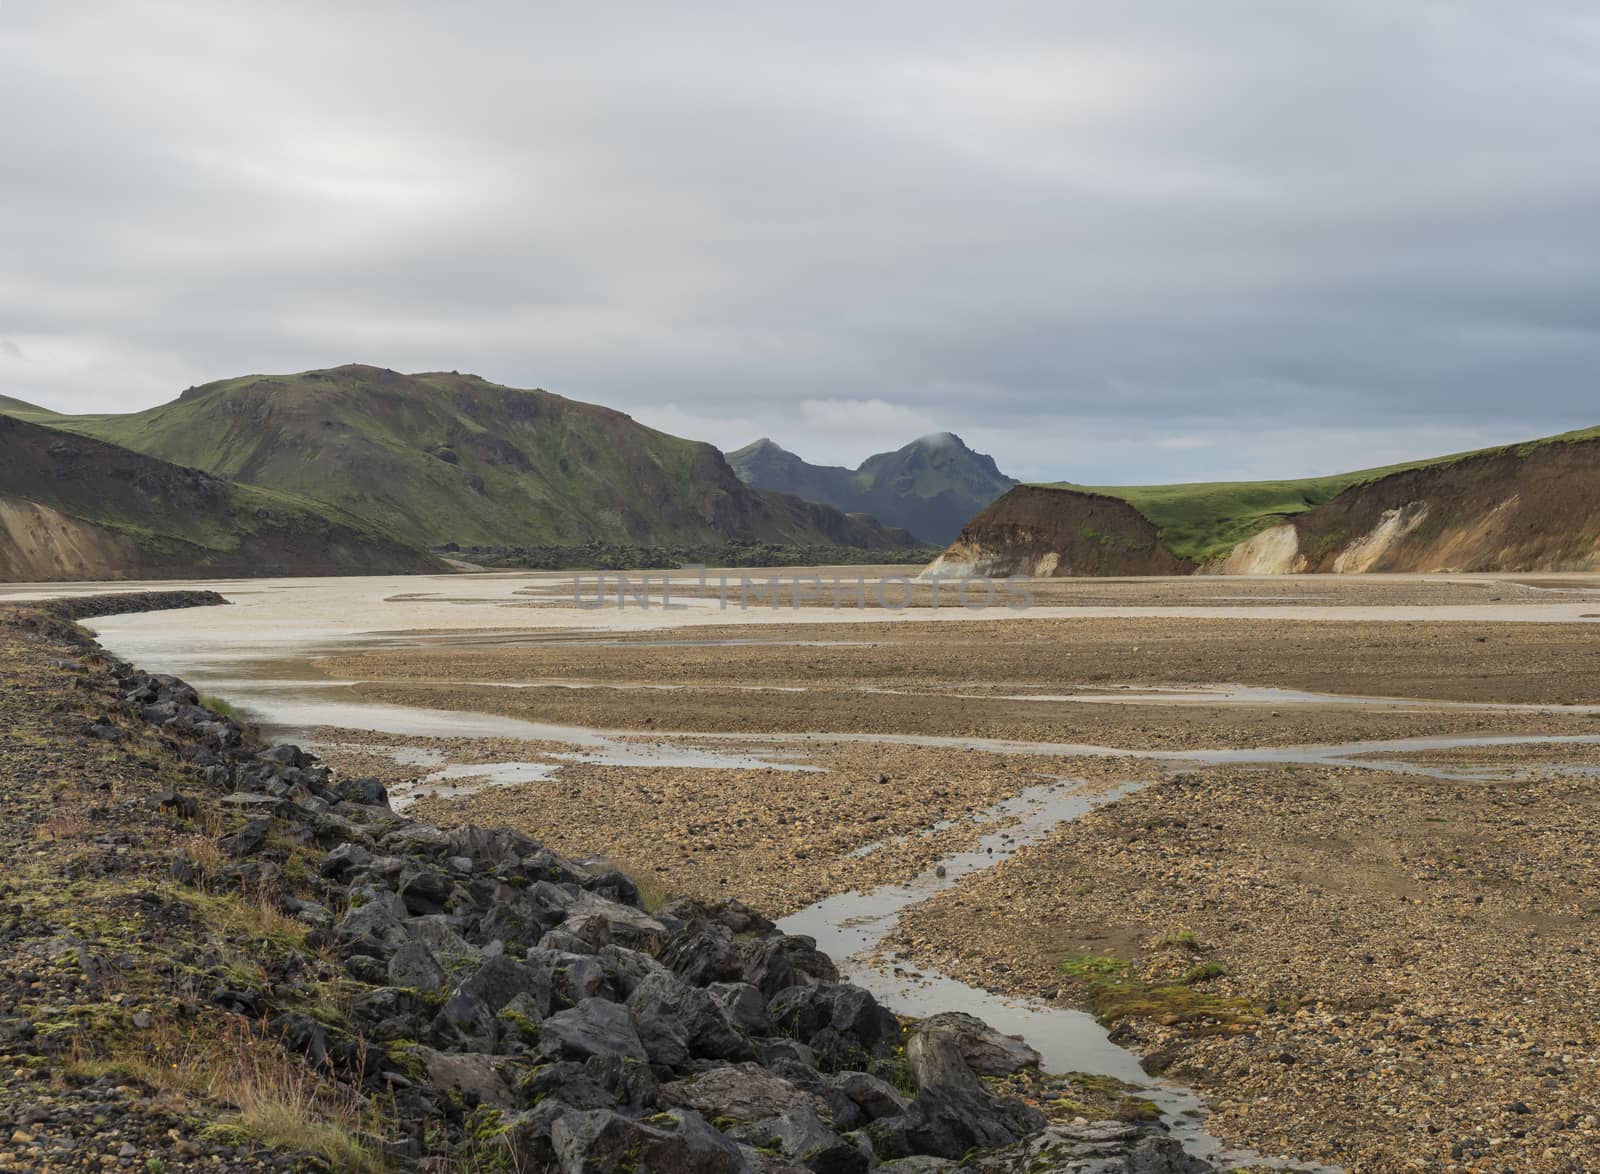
left=3, top=1, right=1598, bottom=483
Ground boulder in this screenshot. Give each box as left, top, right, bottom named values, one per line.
left=435, top=956, right=537, bottom=1051
left=583, top=1052, right=660, bottom=1111
left=660, top=920, right=744, bottom=987
left=268, top=1013, right=329, bottom=1069
left=524, top=1052, right=660, bottom=1114
left=338, top=890, right=410, bottom=951
left=709, top=981, right=772, bottom=1035
left=483, top=1100, right=567, bottom=1173
left=907, top=1012, right=1039, bottom=1078
left=522, top=1061, right=623, bottom=1113
left=868, top=1084, right=1045, bottom=1161
left=539, top=928, right=596, bottom=955
left=832, top=1071, right=909, bottom=1122
left=660, top=1063, right=826, bottom=1124
left=525, top=948, right=614, bottom=1015
left=405, top=914, right=482, bottom=968
left=561, top=891, right=670, bottom=953
left=349, top=987, right=432, bottom=1042
left=551, top=1109, right=745, bottom=1174
left=411, top=1046, right=515, bottom=1109
left=758, top=1108, right=871, bottom=1174
left=768, top=984, right=901, bottom=1068
left=741, top=935, right=839, bottom=997
left=1125, top=1137, right=1216, bottom=1174
left=448, top=823, right=534, bottom=863
left=379, top=823, right=455, bottom=857
left=580, top=867, right=642, bottom=908
left=477, top=887, right=565, bottom=951
left=538, top=997, right=648, bottom=1064
left=218, top=817, right=271, bottom=859
left=319, top=842, right=373, bottom=877
left=397, top=868, right=454, bottom=916
left=629, top=971, right=752, bottom=1064
left=387, top=941, right=446, bottom=993
left=905, top=1025, right=975, bottom=1091
left=521, top=847, right=593, bottom=887
left=335, top=777, right=389, bottom=806
left=458, top=956, right=535, bottom=1009
left=594, top=944, right=669, bottom=998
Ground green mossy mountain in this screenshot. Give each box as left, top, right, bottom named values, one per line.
left=727, top=432, right=1016, bottom=543
left=32, top=365, right=914, bottom=551
left=0, top=413, right=441, bottom=580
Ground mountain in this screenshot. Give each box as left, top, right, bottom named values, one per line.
left=25, top=365, right=916, bottom=551
left=0, top=414, right=440, bottom=581
left=727, top=433, right=1016, bottom=543
left=0, top=394, right=55, bottom=419
left=926, top=425, right=1600, bottom=577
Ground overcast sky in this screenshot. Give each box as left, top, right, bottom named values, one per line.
left=3, top=3, right=1598, bottom=483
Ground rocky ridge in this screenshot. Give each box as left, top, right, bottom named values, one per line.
left=0, top=593, right=1224, bottom=1172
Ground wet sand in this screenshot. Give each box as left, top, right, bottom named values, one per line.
left=314, top=613, right=1600, bottom=706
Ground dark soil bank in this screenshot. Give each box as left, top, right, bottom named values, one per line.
left=0, top=594, right=1224, bottom=1172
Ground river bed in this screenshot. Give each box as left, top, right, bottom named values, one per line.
left=72, top=575, right=1600, bottom=1169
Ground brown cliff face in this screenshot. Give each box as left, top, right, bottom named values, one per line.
left=1292, top=439, right=1600, bottom=573
left=926, top=437, right=1600, bottom=578
left=925, top=486, right=1194, bottom=578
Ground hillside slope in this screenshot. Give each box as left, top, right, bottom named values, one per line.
left=1281, top=439, right=1600, bottom=574
left=923, top=486, right=1195, bottom=577
left=37, top=366, right=912, bottom=550
left=928, top=428, right=1600, bottom=577
left=0, top=414, right=440, bottom=580
left=728, top=433, right=1015, bottom=543
left=0, top=393, right=56, bottom=419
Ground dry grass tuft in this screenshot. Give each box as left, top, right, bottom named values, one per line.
left=70, top=1016, right=387, bottom=1171
left=37, top=811, right=93, bottom=842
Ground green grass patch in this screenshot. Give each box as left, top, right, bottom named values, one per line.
left=1181, top=960, right=1229, bottom=984
left=198, top=693, right=242, bottom=720
left=1059, top=953, right=1133, bottom=979
left=1060, top=953, right=1255, bottom=1029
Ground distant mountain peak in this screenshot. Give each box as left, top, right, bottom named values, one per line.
left=728, top=430, right=1016, bottom=543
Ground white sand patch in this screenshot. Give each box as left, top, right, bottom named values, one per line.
left=1215, top=524, right=1303, bottom=575
left=1334, top=503, right=1430, bottom=573
left=918, top=542, right=982, bottom=580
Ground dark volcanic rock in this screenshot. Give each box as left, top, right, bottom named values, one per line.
left=551, top=1108, right=745, bottom=1174
left=741, top=933, right=839, bottom=997
left=868, top=1083, right=1046, bottom=1161
left=908, top=1012, right=1040, bottom=1077
left=538, top=997, right=648, bottom=1064
left=387, top=941, right=447, bottom=992
left=661, top=1062, right=826, bottom=1124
